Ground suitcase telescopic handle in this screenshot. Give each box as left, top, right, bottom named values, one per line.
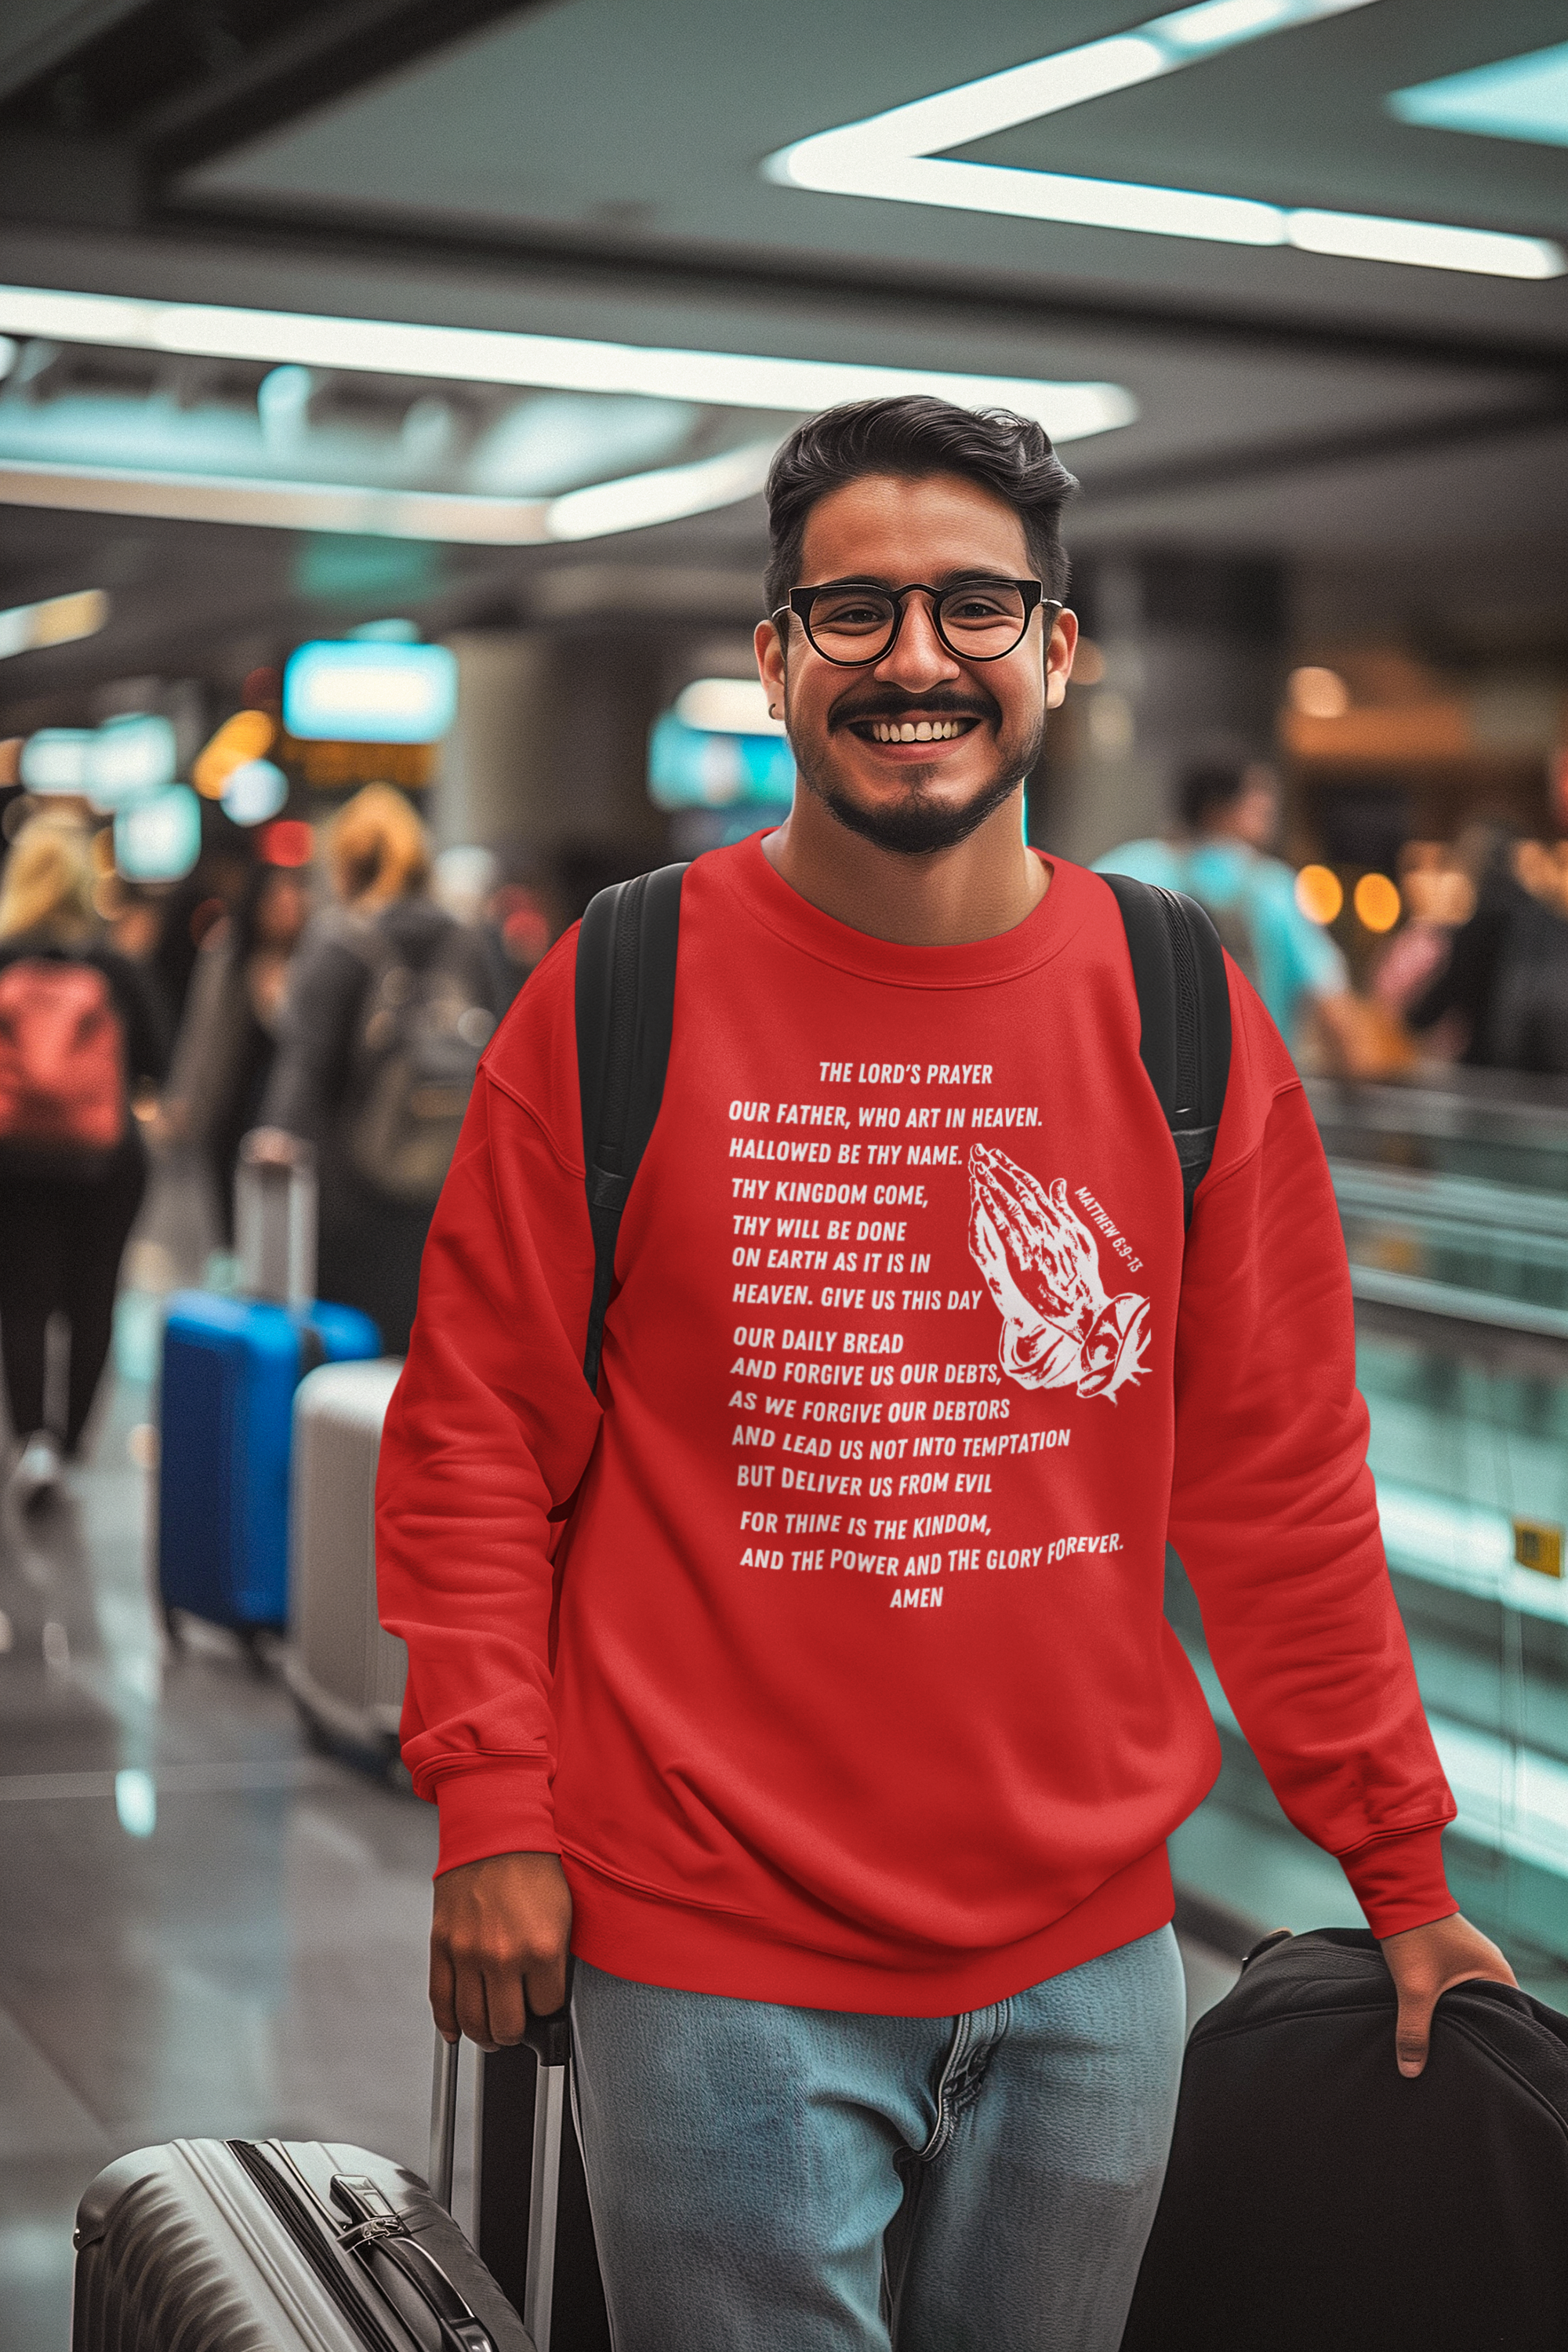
left=430, top=2034, right=461, bottom=2212
left=427, top=1998, right=573, bottom=2211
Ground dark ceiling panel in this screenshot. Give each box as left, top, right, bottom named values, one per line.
left=966, top=0, right=1568, bottom=234
left=0, top=0, right=145, bottom=103
left=171, top=0, right=1568, bottom=347
left=3, top=0, right=545, bottom=172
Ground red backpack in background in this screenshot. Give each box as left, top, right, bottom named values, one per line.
left=0, top=958, right=127, bottom=1175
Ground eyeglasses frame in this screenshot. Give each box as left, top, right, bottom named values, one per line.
left=773, top=577, right=1059, bottom=667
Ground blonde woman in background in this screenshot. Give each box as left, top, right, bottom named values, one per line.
left=0, top=817, right=168, bottom=1504
left=254, top=786, right=497, bottom=1353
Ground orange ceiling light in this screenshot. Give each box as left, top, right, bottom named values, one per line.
left=1354, top=873, right=1402, bottom=933
left=1295, top=865, right=1344, bottom=925
left=1287, top=666, right=1350, bottom=719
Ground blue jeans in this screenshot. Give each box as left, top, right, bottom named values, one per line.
left=570, top=1926, right=1186, bottom=2351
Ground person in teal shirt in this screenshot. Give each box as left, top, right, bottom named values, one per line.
left=1095, top=755, right=1348, bottom=1054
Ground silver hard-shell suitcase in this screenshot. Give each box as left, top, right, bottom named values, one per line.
left=71, top=2031, right=541, bottom=2352
left=284, top=1356, right=407, bottom=1766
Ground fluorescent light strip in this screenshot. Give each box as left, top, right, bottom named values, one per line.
left=0, top=442, right=779, bottom=544
left=548, top=439, right=776, bottom=540
left=0, top=285, right=1135, bottom=445
left=765, top=0, right=1565, bottom=281
left=0, top=585, right=109, bottom=658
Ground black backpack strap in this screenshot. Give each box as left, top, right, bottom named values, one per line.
left=574, top=862, right=689, bottom=1392
left=1100, top=872, right=1232, bottom=1229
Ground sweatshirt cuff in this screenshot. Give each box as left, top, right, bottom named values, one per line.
left=430, top=1762, right=558, bottom=1878
left=1337, top=1824, right=1456, bottom=1940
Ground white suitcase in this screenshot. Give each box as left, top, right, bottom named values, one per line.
left=285, top=1356, right=407, bottom=1770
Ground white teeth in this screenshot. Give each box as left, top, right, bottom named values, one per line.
left=869, top=718, right=964, bottom=742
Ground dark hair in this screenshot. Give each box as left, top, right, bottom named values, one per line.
left=229, top=855, right=304, bottom=960
left=1177, top=750, right=1263, bottom=833
left=764, top=397, right=1077, bottom=620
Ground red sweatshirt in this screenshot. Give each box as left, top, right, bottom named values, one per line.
left=376, top=840, right=1455, bottom=2015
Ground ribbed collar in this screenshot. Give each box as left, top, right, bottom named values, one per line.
left=710, top=831, right=1090, bottom=992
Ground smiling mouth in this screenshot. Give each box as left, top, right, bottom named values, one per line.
left=850, top=715, right=980, bottom=745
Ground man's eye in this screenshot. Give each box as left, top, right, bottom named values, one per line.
left=816, top=598, right=888, bottom=628
left=946, top=593, right=1012, bottom=620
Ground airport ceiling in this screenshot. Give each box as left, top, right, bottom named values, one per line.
left=2, top=0, right=1568, bottom=705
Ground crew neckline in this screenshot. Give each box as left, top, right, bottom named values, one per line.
left=713, top=832, right=1089, bottom=991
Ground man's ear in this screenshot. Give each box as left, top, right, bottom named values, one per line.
left=1044, top=608, right=1079, bottom=713
left=755, top=617, right=786, bottom=719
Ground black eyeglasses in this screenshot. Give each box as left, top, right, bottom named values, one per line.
left=775, top=578, right=1055, bottom=667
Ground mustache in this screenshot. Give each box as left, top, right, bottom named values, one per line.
left=829, top=685, right=999, bottom=731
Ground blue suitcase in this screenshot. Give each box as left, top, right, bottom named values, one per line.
left=158, top=1292, right=380, bottom=1641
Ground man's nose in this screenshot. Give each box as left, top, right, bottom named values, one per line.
left=873, top=595, right=961, bottom=691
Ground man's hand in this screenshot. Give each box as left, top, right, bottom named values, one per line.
left=430, top=1851, right=572, bottom=2049
left=1380, top=1912, right=1515, bottom=2078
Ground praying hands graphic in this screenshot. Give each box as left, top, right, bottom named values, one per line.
left=967, top=1145, right=1150, bottom=1402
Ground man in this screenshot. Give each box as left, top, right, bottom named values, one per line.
left=378, top=397, right=1510, bottom=2351
left=1095, top=752, right=1356, bottom=1060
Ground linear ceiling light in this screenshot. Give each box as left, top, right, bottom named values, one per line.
left=0, top=285, right=1135, bottom=445
left=0, top=442, right=781, bottom=545
left=765, top=0, right=1564, bottom=281
left=0, top=586, right=109, bottom=659
left=547, top=440, right=777, bottom=540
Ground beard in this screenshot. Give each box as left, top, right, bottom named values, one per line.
left=790, top=691, right=1046, bottom=857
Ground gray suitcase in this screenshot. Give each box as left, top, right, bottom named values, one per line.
left=71, top=2031, right=544, bottom=2351
left=284, top=1356, right=407, bottom=1769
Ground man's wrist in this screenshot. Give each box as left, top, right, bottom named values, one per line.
left=430, top=1762, right=557, bottom=1878
left=1337, top=1822, right=1454, bottom=1940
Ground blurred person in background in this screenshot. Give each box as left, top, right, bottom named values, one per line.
left=0, top=817, right=168, bottom=1505
left=103, top=884, right=165, bottom=981
left=162, top=855, right=311, bottom=1243
left=430, top=843, right=517, bottom=1017
left=253, top=784, right=495, bottom=1353
left=1475, top=836, right=1568, bottom=1076
left=1406, top=823, right=1539, bottom=1069
left=490, top=869, right=564, bottom=1010
left=1095, top=752, right=1400, bottom=1074
left=1374, top=840, right=1479, bottom=1057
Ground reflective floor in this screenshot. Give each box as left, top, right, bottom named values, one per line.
left=0, top=1359, right=453, bottom=2347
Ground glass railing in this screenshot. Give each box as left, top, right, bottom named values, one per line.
left=1308, top=1067, right=1568, bottom=1196
left=1174, top=1073, right=1568, bottom=1981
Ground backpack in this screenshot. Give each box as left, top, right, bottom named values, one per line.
left=1120, top=1926, right=1568, bottom=2350
left=572, top=863, right=1231, bottom=1390
left=344, top=920, right=495, bottom=1207
left=0, top=956, right=127, bottom=1176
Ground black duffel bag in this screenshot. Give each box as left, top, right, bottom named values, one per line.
left=1121, top=1926, right=1568, bottom=2352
